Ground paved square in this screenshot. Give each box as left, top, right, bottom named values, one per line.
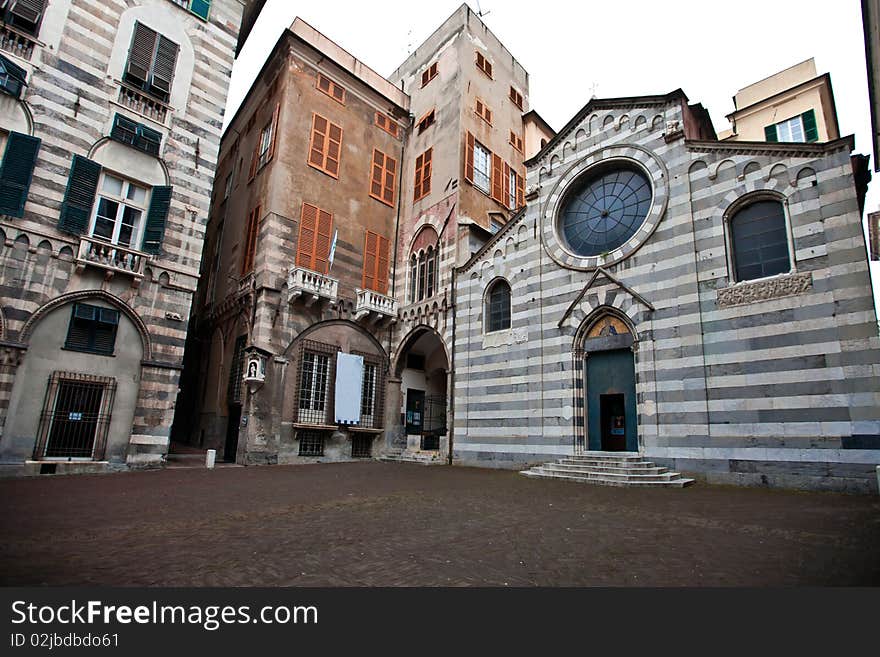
left=1, top=463, right=878, bottom=586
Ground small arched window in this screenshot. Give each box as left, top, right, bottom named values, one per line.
left=409, top=245, right=439, bottom=304
left=486, top=279, right=511, bottom=332
left=409, top=254, right=417, bottom=304
left=729, top=199, right=791, bottom=282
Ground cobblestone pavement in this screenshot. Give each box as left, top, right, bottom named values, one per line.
left=1, top=462, right=878, bottom=586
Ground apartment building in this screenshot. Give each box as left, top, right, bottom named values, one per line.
left=0, top=0, right=260, bottom=475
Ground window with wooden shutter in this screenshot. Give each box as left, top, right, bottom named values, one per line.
left=3, top=0, right=46, bottom=37
left=308, top=113, right=342, bottom=179
left=188, top=0, right=211, bottom=21
left=370, top=149, right=396, bottom=207
left=124, top=22, right=179, bottom=103
left=58, top=155, right=102, bottom=236
left=475, top=51, right=493, bottom=78
left=297, top=203, right=333, bottom=274
left=801, top=109, right=819, bottom=142
left=475, top=98, right=492, bottom=125
left=375, top=112, right=399, bottom=138
left=417, top=109, right=435, bottom=134
left=491, top=154, right=504, bottom=203
left=509, top=130, right=524, bottom=153
left=362, top=231, right=390, bottom=294
left=241, top=204, right=260, bottom=274
left=141, top=185, right=172, bottom=255
left=421, top=62, right=438, bottom=87
left=0, top=131, right=40, bottom=218
left=316, top=73, right=345, bottom=104
left=0, top=53, right=27, bottom=98
left=64, top=303, right=120, bottom=355
left=509, top=86, right=523, bottom=110
left=465, top=132, right=475, bottom=184
left=503, top=162, right=512, bottom=209
left=414, top=148, right=432, bottom=202
left=110, top=114, right=162, bottom=157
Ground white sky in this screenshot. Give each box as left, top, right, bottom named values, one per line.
left=226, top=0, right=880, bottom=306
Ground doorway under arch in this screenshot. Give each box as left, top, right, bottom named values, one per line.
left=394, top=326, right=449, bottom=453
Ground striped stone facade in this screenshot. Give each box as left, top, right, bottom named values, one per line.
left=454, top=92, right=880, bottom=492
left=0, top=0, right=250, bottom=474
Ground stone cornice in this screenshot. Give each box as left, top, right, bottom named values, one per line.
left=686, top=135, right=855, bottom=158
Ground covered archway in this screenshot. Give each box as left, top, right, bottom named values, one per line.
left=393, top=326, right=449, bottom=453
left=573, top=309, right=639, bottom=453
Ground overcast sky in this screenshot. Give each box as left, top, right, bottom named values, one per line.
left=226, top=0, right=880, bottom=303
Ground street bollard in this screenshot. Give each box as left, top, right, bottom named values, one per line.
left=206, top=449, right=216, bottom=469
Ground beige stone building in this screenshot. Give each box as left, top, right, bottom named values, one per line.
left=0, top=0, right=260, bottom=475
left=720, top=59, right=840, bottom=144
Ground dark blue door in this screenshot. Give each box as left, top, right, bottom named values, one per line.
left=585, top=349, right=638, bottom=452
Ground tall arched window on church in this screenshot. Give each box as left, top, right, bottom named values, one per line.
left=409, top=254, right=418, bottom=303
left=486, top=279, right=511, bottom=332
left=729, top=199, right=791, bottom=282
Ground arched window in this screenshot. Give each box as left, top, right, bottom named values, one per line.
left=486, top=279, right=511, bottom=332
left=409, top=254, right=417, bottom=304
left=409, top=226, right=440, bottom=304
left=729, top=199, right=791, bottom=282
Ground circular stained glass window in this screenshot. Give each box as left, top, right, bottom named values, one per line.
left=558, top=165, right=652, bottom=257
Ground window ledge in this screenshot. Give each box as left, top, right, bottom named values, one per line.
left=716, top=271, right=812, bottom=308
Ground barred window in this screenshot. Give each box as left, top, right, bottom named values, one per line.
left=360, top=362, right=377, bottom=423
left=297, top=430, right=326, bottom=457
left=298, top=351, right=331, bottom=424
left=227, top=334, right=246, bottom=404
left=486, top=279, right=511, bottom=332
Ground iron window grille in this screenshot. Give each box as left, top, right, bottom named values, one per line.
left=34, top=371, right=116, bottom=460
left=64, top=303, right=120, bottom=355
left=354, top=350, right=386, bottom=430
left=351, top=434, right=372, bottom=458
left=294, top=339, right=339, bottom=425
left=227, top=334, right=246, bottom=404
left=297, top=429, right=326, bottom=457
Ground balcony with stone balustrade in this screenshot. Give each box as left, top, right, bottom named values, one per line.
left=76, top=235, right=147, bottom=284
left=288, top=266, right=338, bottom=305
left=354, top=288, right=398, bottom=322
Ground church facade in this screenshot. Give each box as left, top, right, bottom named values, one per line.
left=453, top=91, right=880, bottom=492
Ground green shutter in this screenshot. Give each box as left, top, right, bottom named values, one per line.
left=764, top=124, right=778, bottom=142
left=58, top=155, right=101, bottom=235
left=189, top=0, right=211, bottom=21
left=0, top=132, right=41, bottom=217
left=110, top=113, right=139, bottom=146
left=142, top=185, right=172, bottom=254
left=802, top=109, right=819, bottom=142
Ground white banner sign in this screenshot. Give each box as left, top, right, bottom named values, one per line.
left=335, top=353, right=364, bottom=425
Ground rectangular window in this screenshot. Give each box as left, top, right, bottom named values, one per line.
left=110, top=114, right=162, bottom=156
left=0, top=54, right=27, bottom=98
left=64, top=303, right=120, bottom=356
left=369, top=149, right=397, bottom=207
left=35, top=372, right=116, bottom=461
left=490, top=217, right=504, bottom=234
left=509, top=86, right=523, bottom=110
left=362, top=230, right=391, bottom=294
left=90, top=173, right=149, bottom=252
left=351, top=434, right=372, bottom=459
left=470, top=138, right=490, bottom=194
left=123, top=22, right=179, bottom=103
left=414, top=147, right=432, bottom=202
left=2, top=0, right=47, bottom=37
left=475, top=51, right=493, bottom=78
left=509, top=130, right=524, bottom=153
left=417, top=109, right=435, bottom=134
left=227, top=334, right=246, bottom=405
left=766, top=109, right=819, bottom=143
left=241, top=204, right=260, bottom=274
left=249, top=103, right=279, bottom=180
left=316, top=73, right=346, bottom=104
left=187, top=0, right=211, bottom=21
left=507, top=165, right=517, bottom=209
left=308, top=113, right=342, bottom=178
left=421, top=62, right=438, bottom=87
left=298, top=350, right=331, bottom=424
left=296, top=202, right=333, bottom=274
left=223, top=172, right=232, bottom=200
left=297, top=430, right=326, bottom=457
left=475, top=98, right=492, bottom=125
left=375, top=112, right=399, bottom=138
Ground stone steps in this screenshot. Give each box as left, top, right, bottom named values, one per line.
left=379, top=450, right=442, bottom=466
left=520, top=452, right=694, bottom=488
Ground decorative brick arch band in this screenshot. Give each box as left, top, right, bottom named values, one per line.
left=19, top=290, right=153, bottom=360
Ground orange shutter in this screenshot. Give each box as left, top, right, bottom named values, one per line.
left=465, top=132, right=475, bottom=183
left=314, top=208, right=333, bottom=274
left=242, top=205, right=260, bottom=274
left=363, top=231, right=378, bottom=291
left=370, top=150, right=384, bottom=200
left=422, top=148, right=432, bottom=197
left=377, top=234, right=390, bottom=294
left=325, top=123, right=342, bottom=177
left=491, top=153, right=504, bottom=203
left=413, top=152, right=423, bottom=201
left=370, top=150, right=396, bottom=207
left=297, top=203, right=318, bottom=269
left=309, top=115, right=327, bottom=168
left=383, top=154, right=396, bottom=205
left=503, top=162, right=511, bottom=209
left=517, top=168, right=525, bottom=208
left=267, top=102, right=280, bottom=161
left=248, top=141, right=259, bottom=181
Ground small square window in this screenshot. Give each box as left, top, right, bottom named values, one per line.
left=64, top=303, right=120, bottom=355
